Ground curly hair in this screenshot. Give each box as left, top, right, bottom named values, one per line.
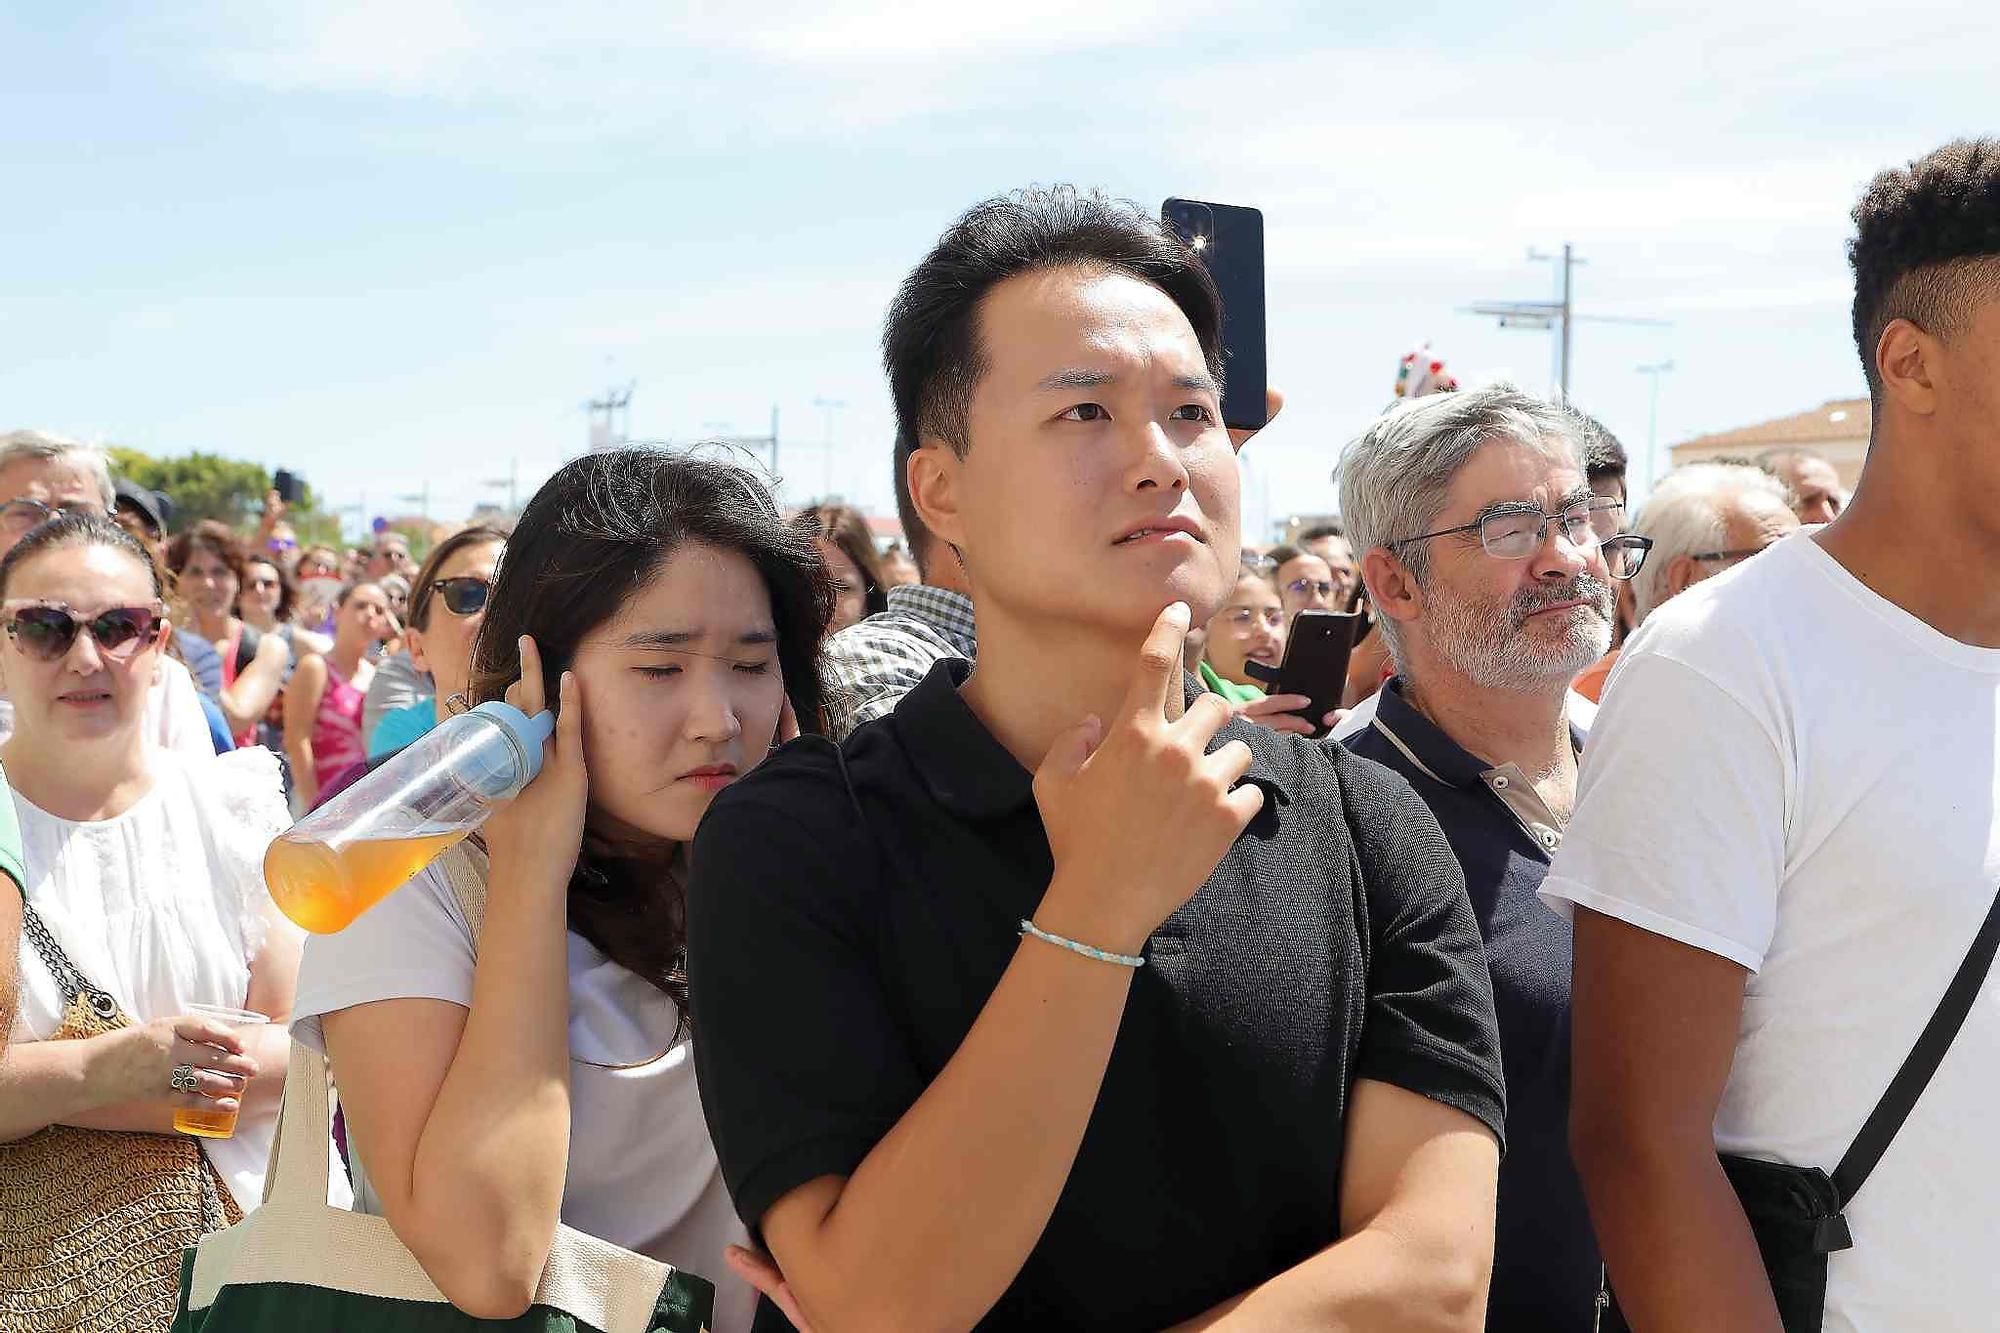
left=1849, top=138, right=2000, bottom=399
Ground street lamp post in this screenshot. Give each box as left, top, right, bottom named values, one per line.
left=1636, top=359, right=1676, bottom=492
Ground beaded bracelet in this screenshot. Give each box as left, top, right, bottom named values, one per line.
left=1018, top=919, right=1146, bottom=969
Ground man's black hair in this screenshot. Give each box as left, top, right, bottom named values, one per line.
left=1555, top=402, right=1628, bottom=493
left=1849, top=138, right=2000, bottom=402
left=882, top=186, right=1224, bottom=575
left=1297, top=521, right=1345, bottom=542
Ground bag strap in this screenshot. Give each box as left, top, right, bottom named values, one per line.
left=1833, top=881, right=2000, bottom=1204
left=18, top=900, right=122, bottom=1024
left=262, top=840, right=490, bottom=1211
left=261, top=1039, right=335, bottom=1208
left=435, top=838, right=489, bottom=943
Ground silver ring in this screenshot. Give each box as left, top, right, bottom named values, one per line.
left=170, top=1064, right=200, bottom=1093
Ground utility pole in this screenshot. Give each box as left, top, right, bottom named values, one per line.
left=338, top=494, right=367, bottom=545
left=483, top=458, right=519, bottom=513
left=813, top=396, right=846, bottom=499
left=1468, top=243, right=1667, bottom=401
left=585, top=382, right=635, bottom=451
left=704, top=407, right=783, bottom=498
left=1527, top=244, right=1583, bottom=397
left=1636, top=359, right=1676, bottom=492
left=397, top=481, right=431, bottom=525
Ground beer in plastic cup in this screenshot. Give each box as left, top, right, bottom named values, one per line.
left=172, top=1004, right=269, bottom=1139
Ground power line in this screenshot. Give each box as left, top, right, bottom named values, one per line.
left=1466, top=242, right=1669, bottom=399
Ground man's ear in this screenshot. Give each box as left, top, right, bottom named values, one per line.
left=1877, top=317, right=1941, bottom=417
left=1360, top=546, right=1423, bottom=630
left=908, top=441, right=969, bottom=552
left=405, top=625, right=430, bottom=675
left=1665, top=553, right=1699, bottom=600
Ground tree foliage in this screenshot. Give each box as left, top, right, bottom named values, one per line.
left=107, top=446, right=330, bottom=537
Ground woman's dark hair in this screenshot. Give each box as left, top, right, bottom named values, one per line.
left=1850, top=138, right=2000, bottom=402
left=467, top=447, right=832, bottom=1019
left=882, top=185, right=1224, bottom=574
left=407, top=523, right=509, bottom=632
left=239, top=556, right=297, bottom=623
left=793, top=502, right=887, bottom=617
left=164, top=519, right=248, bottom=588
left=0, top=511, right=165, bottom=599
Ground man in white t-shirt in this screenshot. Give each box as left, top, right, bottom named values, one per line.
left=1543, top=138, right=2000, bottom=1330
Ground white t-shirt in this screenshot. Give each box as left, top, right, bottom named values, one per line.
left=1540, top=531, right=2000, bottom=1331
left=0, top=654, right=217, bottom=759
left=7, top=746, right=331, bottom=1210
left=290, top=861, right=756, bottom=1333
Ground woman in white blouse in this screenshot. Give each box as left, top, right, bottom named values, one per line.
left=0, top=512, right=301, bottom=1210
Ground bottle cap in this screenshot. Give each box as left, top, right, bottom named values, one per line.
left=469, top=700, right=557, bottom=787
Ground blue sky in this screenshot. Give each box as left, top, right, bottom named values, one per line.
left=0, top=1, right=1986, bottom=540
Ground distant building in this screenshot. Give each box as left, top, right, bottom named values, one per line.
left=467, top=502, right=518, bottom=530
left=1669, top=396, right=1870, bottom=490
left=865, top=513, right=905, bottom=552
left=1277, top=512, right=1343, bottom=547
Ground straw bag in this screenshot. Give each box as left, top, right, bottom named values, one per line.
left=0, top=904, right=243, bottom=1333
left=172, top=841, right=715, bottom=1332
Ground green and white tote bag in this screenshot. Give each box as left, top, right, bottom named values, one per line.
left=172, top=1042, right=713, bottom=1333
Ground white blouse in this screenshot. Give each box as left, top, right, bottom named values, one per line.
left=8, top=746, right=307, bottom=1208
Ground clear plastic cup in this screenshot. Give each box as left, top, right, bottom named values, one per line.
left=172, top=1004, right=269, bottom=1139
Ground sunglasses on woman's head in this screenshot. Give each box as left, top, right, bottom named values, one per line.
left=431, top=577, right=490, bottom=616
left=1, top=601, right=166, bottom=662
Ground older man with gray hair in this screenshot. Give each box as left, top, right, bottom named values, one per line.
left=1334, top=384, right=1652, bottom=1332
left=0, top=429, right=220, bottom=755
left=0, top=430, right=116, bottom=560
left=1574, top=462, right=1800, bottom=701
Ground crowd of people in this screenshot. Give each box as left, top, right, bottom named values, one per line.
left=1, top=135, right=1996, bottom=1333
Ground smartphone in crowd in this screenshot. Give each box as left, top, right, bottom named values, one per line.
left=1161, top=198, right=1267, bottom=431
left=1247, top=610, right=1361, bottom=738
left=273, top=468, right=306, bottom=506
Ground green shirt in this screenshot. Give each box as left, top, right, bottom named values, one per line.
left=1197, top=659, right=1265, bottom=706
left=0, top=762, right=22, bottom=894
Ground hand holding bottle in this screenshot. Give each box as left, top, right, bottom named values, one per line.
left=483, top=636, right=589, bottom=894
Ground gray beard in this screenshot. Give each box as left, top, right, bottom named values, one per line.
left=1424, top=574, right=1614, bottom=692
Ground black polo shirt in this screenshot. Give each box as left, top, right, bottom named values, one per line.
left=1343, top=678, right=1597, bottom=1333
left=688, top=658, right=1505, bottom=1332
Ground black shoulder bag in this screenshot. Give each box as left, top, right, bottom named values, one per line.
left=1602, top=883, right=2000, bottom=1332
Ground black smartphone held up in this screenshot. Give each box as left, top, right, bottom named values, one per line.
left=1161, top=198, right=1267, bottom=431
left=272, top=468, right=305, bottom=505
left=1256, top=610, right=1361, bottom=738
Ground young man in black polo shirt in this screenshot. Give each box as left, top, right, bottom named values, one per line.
left=688, top=188, right=1505, bottom=1331
left=1336, top=386, right=1650, bottom=1330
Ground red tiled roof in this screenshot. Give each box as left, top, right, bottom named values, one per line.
left=1673, top=397, right=1871, bottom=453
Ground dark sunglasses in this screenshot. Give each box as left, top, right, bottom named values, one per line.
left=2, top=601, right=166, bottom=662
left=431, top=577, right=490, bottom=616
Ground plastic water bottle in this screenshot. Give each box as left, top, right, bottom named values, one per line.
left=264, top=701, right=555, bottom=933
